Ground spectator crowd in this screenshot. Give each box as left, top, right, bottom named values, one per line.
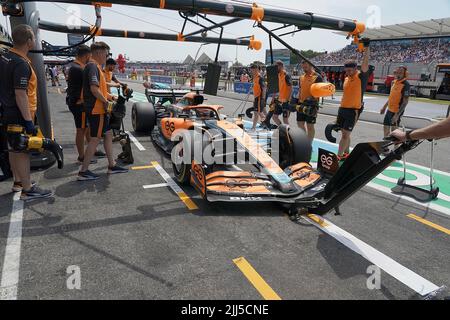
left=313, top=37, right=450, bottom=65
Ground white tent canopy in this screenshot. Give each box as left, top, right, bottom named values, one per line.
left=363, top=18, right=450, bottom=40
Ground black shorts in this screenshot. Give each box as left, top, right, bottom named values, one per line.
left=297, top=111, right=317, bottom=124
left=87, top=112, right=110, bottom=138
left=1, top=107, right=26, bottom=127
left=337, top=108, right=360, bottom=132
left=273, top=102, right=292, bottom=116
left=384, top=110, right=401, bottom=127
left=69, top=104, right=87, bottom=129
left=253, top=96, right=266, bottom=113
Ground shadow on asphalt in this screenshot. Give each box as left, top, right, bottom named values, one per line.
left=44, top=162, right=81, bottom=180
left=358, top=188, right=446, bottom=221
left=315, top=225, right=420, bottom=300
left=0, top=192, right=13, bottom=216
left=60, top=232, right=174, bottom=288
left=53, top=174, right=111, bottom=198
left=194, top=201, right=285, bottom=218
left=0, top=205, right=185, bottom=239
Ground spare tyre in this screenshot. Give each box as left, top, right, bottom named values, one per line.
left=132, top=102, right=156, bottom=133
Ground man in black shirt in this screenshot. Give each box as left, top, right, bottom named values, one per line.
left=78, top=42, right=127, bottom=181
left=66, top=45, right=91, bottom=162
left=0, top=25, right=52, bottom=200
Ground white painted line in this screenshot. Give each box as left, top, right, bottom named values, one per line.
left=303, top=214, right=442, bottom=297
left=126, top=131, right=146, bottom=151
left=151, top=162, right=183, bottom=194
left=151, top=161, right=198, bottom=210
left=143, top=183, right=169, bottom=189
left=0, top=193, right=24, bottom=300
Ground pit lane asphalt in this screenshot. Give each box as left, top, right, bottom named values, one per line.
left=0, top=82, right=449, bottom=300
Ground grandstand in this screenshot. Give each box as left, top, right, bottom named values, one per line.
left=312, top=18, right=450, bottom=98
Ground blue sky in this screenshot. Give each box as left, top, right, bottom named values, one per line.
left=4, top=0, right=449, bottom=63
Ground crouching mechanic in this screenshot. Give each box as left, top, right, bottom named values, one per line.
left=78, top=42, right=128, bottom=181
left=250, top=64, right=266, bottom=131
left=0, top=24, right=52, bottom=199
left=380, top=66, right=410, bottom=137
left=295, top=61, right=323, bottom=141
left=336, top=46, right=370, bottom=160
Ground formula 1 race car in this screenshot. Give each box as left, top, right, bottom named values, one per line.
left=131, top=90, right=421, bottom=217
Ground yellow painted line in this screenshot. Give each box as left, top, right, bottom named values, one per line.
left=233, top=257, right=281, bottom=300
left=407, top=214, right=450, bottom=235
left=306, top=214, right=329, bottom=227
left=131, top=164, right=155, bottom=170
left=177, top=191, right=199, bottom=210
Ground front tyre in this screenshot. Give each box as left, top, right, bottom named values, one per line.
left=172, top=131, right=195, bottom=185
left=172, top=141, right=192, bottom=185
left=274, top=125, right=312, bottom=169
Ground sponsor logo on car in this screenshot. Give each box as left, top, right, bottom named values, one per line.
left=230, top=197, right=263, bottom=201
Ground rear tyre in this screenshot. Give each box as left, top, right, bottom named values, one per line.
left=132, top=102, right=156, bottom=133
left=275, top=125, right=312, bottom=169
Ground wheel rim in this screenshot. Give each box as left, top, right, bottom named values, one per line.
left=173, top=143, right=185, bottom=174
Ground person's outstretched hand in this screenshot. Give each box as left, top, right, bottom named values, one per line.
left=390, top=129, right=407, bottom=142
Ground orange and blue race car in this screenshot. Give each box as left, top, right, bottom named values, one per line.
left=132, top=89, right=423, bottom=217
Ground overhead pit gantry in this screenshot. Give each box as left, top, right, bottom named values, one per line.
left=38, top=20, right=260, bottom=49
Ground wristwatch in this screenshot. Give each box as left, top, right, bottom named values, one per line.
left=405, top=130, right=414, bottom=141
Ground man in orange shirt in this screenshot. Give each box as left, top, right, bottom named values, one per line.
left=273, top=60, right=293, bottom=125
left=0, top=25, right=52, bottom=200
left=104, top=57, right=123, bottom=93
left=336, top=47, right=370, bottom=160
left=78, top=42, right=128, bottom=181
left=380, top=66, right=410, bottom=137
left=250, top=64, right=266, bottom=131
left=295, top=61, right=323, bottom=140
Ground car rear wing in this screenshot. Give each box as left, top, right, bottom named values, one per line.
left=145, top=89, right=191, bottom=97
